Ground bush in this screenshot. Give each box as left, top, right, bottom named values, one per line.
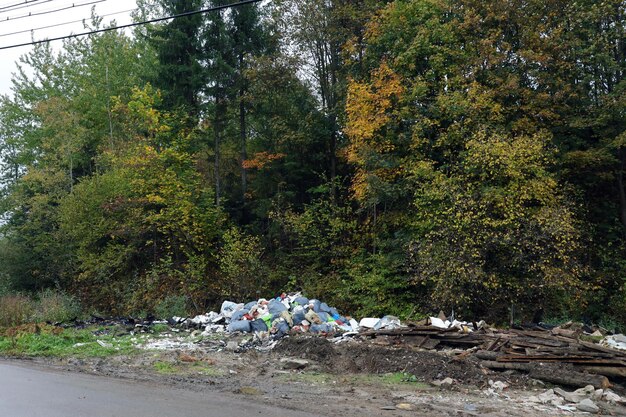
left=154, top=295, right=188, bottom=319
left=33, top=289, right=82, bottom=323
left=0, top=295, right=34, bottom=327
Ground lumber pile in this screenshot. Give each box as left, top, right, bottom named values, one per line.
left=363, top=324, right=626, bottom=387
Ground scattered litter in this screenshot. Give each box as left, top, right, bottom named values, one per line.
left=432, top=377, right=454, bottom=387
left=576, top=398, right=599, bottom=413
left=601, top=334, right=626, bottom=351
left=96, top=340, right=112, bottom=348
left=488, top=380, right=508, bottom=391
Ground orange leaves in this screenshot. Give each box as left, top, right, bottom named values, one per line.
left=242, top=151, right=286, bottom=170
left=345, top=62, right=405, bottom=203
left=345, top=62, right=404, bottom=161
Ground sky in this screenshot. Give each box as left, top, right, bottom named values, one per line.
left=0, top=0, right=138, bottom=95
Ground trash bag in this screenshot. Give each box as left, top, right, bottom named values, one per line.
left=310, top=323, right=334, bottom=333
left=231, top=309, right=249, bottom=322
left=374, top=315, right=402, bottom=330
left=309, top=299, right=321, bottom=313
left=319, top=302, right=331, bottom=313
left=293, top=296, right=309, bottom=306
left=244, top=301, right=258, bottom=310
left=317, top=312, right=331, bottom=323
left=268, top=299, right=288, bottom=316
left=220, top=301, right=244, bottom=319
left=250, top=319, right=269, bottom=332
left=292, top=306, right=306, bottom=325
left=271, top=318, right=290, bottom=338
left=227, top=320, right=251, bottom=333
left=359, top=317, right=381, bottom=328
left=305, top=310, right=323, bottom=325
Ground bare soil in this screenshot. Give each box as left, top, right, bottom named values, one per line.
left=4, top=334, right=626, bottom=417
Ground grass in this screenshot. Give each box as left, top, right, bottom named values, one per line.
left=0, top=325, right=139, bottom=358
left=277, top=371, right=432, bottom=389
left=153, top=360, right=223, bottom=376
left=154, top=361, right=178, bottom=374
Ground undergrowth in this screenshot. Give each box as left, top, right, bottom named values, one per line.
left=0, top=325, right=138, bottom=358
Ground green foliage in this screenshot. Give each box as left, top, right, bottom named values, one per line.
left=0, top=295, right=33, bottom=327
left=218, top=227, right=266, bottom=301
left=33, top=289, right=82, bottom=323
left=154, top=295, right=188, bottom=320
left=0, top=326, right=138, bottom=358
left=0, top=0, right=623, bottom=325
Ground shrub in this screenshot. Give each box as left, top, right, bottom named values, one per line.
left=33, top=289, right=82, bottom=323
left=0, top=295, right=34, bottom=327
left=154, top=295, right=188, bottom=319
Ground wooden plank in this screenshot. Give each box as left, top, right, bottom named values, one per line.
left=579, top=340, right=626, bottom=357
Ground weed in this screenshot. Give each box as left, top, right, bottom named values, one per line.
left=0, top=295, right=34, bottom=327
left=150, top=323, right=170, bottom=334
left=154, top=296, right=188, bottom=320
left=33, top=289, right=82, bottom=323
left=0, top=325, right=139, bottom=358
left=154, top=361, right=178, bottom=374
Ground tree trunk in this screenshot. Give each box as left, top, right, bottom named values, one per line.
left=214, top=91, right=222, bottom=207
left=617, top=149, right=626, bottom=236
left=239, top=53, right=247, bottom=203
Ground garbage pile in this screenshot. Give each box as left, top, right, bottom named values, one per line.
left=170, top=293, right=404, bottom=340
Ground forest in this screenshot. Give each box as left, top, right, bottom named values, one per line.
left=0, top=0, right=624, bottom=326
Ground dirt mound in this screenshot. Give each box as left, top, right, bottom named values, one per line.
left=274, top=336, right=336, bottom=362
left=275, top=336, right=490, bottom=385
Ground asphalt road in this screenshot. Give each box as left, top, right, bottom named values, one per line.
left=0, top=362, right=323, bottom=417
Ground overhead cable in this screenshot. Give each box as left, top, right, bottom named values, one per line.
left=0, top=0, right=50, bottom=12
left=0, top=7, right=133, bottom=38
left=1, top=0, right=106, bottom=24
left=0, top=0, right=262, bottom=51
left=0, top=0, right=55, bottom=14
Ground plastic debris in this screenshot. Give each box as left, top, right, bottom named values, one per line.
left=576, top=398, right=599, bottom=413
left=601, top=334, right=626, bottom=351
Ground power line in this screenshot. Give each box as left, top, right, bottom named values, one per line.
left=0, top=7, right=133, bottom=38
left=0, top=0, right=106, bottom=23
left=0, top=0, right=51, bottom=12
left=0, top=0, right=263, bottom=51
left=0, top=0, right=55, bottom=14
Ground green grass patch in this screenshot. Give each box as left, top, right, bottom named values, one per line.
left=152, top=360, right=223, bottom=376
left=278, top=371, right=432, bottom=389
left=0, top=326, right=140, bottom=358
left=154, top=361, right=179, bottom=374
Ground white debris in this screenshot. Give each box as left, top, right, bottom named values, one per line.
left=488, top=380, right=509, bottom=391
left=556, top=404, right=577, bottom=412
left=143, top=338, right=197, bottom=350
left=432, top=377, right=454, bottom=387
left=576, top=398, right=599, bottom=413
left=358, top=318, right=380, bottom=328
left=603, top=390, right=624, bottom=404
left=349, top=318, right=360, bottom=332
left=537, top=389, right=559, bottom=404
left=429, top=317, right=450, bottom=329
left=201, top=324, right=225, bottom=336
left=96, top=340, right=112, bottom=348
left=554, top=387, right=586, bottom=403
left=601, top=334, right=626, bottom=351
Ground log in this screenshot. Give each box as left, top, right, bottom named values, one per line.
left=475, top=350, right=500, bottom=361
left=579, top=366, right=626, bottom=378
left=481, top=360, right=533, bottom=372
left=529, top=368, right=611, bottom=389
left=480, top=360, right=611, bottom=389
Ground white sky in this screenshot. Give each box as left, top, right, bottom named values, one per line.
left=0, top=0, right=138, bottom=95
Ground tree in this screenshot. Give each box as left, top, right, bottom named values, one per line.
left=149, top=0, right=204, bottom=116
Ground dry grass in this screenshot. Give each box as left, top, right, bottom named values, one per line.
left=0, top=295, right=33, bottom=327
